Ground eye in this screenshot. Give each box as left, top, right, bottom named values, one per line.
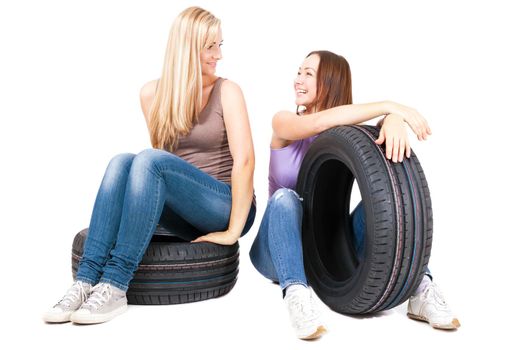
left=297, top=71, right=301, bottom=76
left=307, top=72, right=313, bottom=77
left=207, top=45, right=214, bottom=50
left=218, top=43, right=223, bottom=47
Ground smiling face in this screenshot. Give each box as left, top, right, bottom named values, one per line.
left=294, top=54, right=320, bottom=113
left=200, top=27, right=223, bottom=77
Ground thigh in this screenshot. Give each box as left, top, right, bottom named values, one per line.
left=158, top=205, right=202, bottom=241
left=142, top=149, right=234, bottom=233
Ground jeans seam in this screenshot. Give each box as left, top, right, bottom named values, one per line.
left=133, top=172, right=162, bottom=265
left=145, top=157, right=231, bottom=198
left=268, top=205, right=287, bottom=283
left=268, top=189, right=306, bottom=288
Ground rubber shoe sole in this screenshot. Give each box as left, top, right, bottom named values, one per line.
left=407, top=312, right=461, bottom=330
left=70, top=304, right=127, bottom=324
left=300, top=325, right=327, bottom=340
left=43, top=310, right=73, bottom=323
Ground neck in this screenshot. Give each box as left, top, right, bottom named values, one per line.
left=202, top=74, right=218, bottom=88
left=306, top=104, right=317, bottom=114
left=298, top=106, right=315, bottom=115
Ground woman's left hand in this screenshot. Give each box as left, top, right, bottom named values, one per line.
left=375, top=114, right=411, bottom=162
left=191, top=230, right=239, bottom=245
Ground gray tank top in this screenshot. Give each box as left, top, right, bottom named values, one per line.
left=172, top=78, right=233, bottom=184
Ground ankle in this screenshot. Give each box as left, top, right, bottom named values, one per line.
left=414, top=274, right=432, bottom=295
left=284, top=284, right=308, bottom=299
left=75, top=280, right=92, bottom=290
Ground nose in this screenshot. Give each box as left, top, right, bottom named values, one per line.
left=213, top=46, right=222, bottom=60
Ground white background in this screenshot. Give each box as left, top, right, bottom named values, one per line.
left=1, top=0, right=503, bottom=348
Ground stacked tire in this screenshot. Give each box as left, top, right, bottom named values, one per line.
left=72, top=227, right=239, bottom=305
left=296, top=125, right=432, bottom=314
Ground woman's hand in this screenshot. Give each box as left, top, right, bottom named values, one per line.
left=375, top=114, right=411, bottom=162
left=191, top=230, right=239, bottom=245
left=386, top=102, right=432, bottom=141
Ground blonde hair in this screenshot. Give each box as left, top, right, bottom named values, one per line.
left=148, top=7, right=221, bottom=151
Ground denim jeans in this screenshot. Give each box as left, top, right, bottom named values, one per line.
left=76, top=149, right=256, bottom=291
left=249, top=188, right=429, bottom=292
left=249, top=188, right=307, bottom=290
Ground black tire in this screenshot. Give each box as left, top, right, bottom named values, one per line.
left=71, top=227, right=239, bottom=305
left=296, top=125, right=432, bottom=314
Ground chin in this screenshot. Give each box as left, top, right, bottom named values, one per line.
left=202, top=66, right=214, bottom=74
left=296, top=98, right=309, bottom=106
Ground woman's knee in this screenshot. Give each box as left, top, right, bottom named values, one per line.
left=102, top=153, right=135, bottom=189
left=103, top=153, right=135, bottom=184
left=269, top=188, right=302, bottom=211
left=132, top=148, right=175, bottom=175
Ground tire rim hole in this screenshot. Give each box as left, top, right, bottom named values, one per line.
left=312, top=159, right=364, bottom=282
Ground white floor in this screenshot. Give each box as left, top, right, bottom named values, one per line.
left=2, top=1, right=504, bottom=348
left=7, top=232, right=494, bottom=350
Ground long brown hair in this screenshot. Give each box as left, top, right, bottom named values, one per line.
left=305, top=50, right=353, bottom=113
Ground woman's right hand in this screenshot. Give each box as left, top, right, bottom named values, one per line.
left=375, top=114, right=411, bottom=162
left=386, top=101, right=432, bottom=141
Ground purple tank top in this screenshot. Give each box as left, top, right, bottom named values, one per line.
left=268, top=135, right=318, bottom=197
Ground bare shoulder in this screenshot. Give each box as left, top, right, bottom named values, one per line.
left=220, top=79, right=247, bottom=119
left=140, top=80, right=158, bottom=121
left=221, top=79, right=244, bottom=99
left=140, top=80, right=158, bottom=102
left=272, top=110, right=296, bottom=125
left=271, top=111, right=289, bottom=147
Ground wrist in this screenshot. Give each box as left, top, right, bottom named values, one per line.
left=226, top=227, right=242, bottom=239
left=382, top=100, right=395, bottom=115
left=384, top=113, right=404, bottom=125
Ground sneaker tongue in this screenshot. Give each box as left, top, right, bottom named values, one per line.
left=59, top=289, right=78, bottom=306
left=91, top=285, right=112, bottom=305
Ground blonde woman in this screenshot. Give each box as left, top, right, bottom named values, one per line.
left=43, top=7, right=256, bottom=324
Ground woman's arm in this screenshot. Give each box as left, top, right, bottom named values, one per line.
left=193, top=80, right=255, bottom=245
left=273, top=101, right=430, bottom=141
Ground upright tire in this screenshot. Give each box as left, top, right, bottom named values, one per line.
left=296, top=125, right=432, bottom=314
left=72, top=227, right=240, bottom=305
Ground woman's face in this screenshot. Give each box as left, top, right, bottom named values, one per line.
left=200, top=28, right=223, bottom=77
left=294, top=54, right=320, bottom=112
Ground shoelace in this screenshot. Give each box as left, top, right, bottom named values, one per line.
left=83, top=283, right=113, bottom=310
left=57, top=281, right=88, bottom=307
left=288, top=294, right=319, bottom=327
left=423, top=283, right=447, bottom=306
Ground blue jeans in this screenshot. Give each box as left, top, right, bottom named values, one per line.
left=249, top=190, right=430, bottom=292
left=249, top=188, right=307, bottom=290
left=76, top=149, right=256, bottom=291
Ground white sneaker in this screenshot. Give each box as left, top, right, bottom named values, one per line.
left=70, top=282, right=127, bottom=324
left=43, top=281, right=92, bottom=323
left=407, top=281, right=461, bottom=330
left=284, top=287, right=326, bottom=340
